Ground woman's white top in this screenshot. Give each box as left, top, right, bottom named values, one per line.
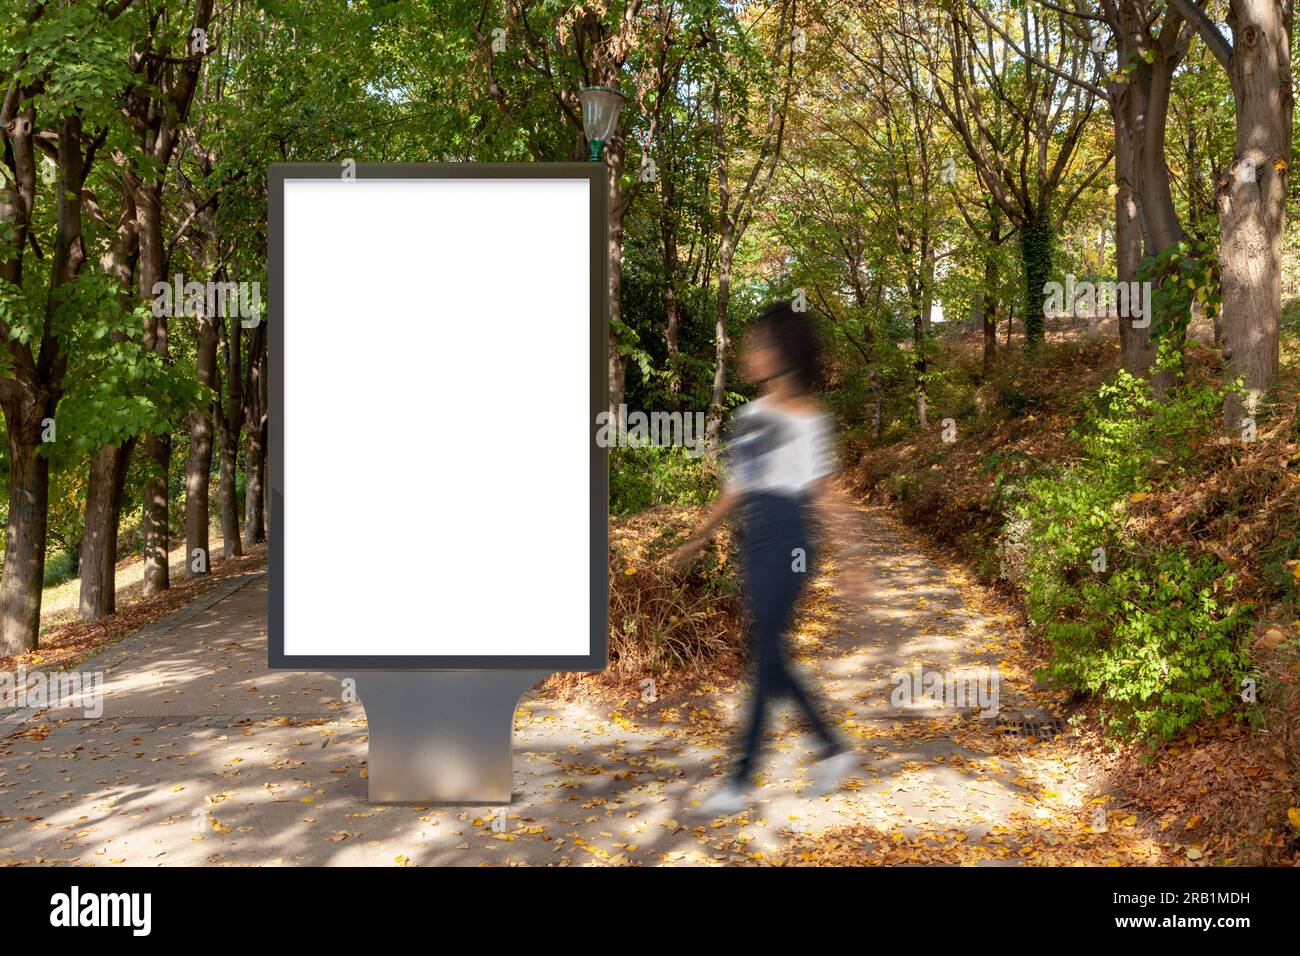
left=722, top=396, right=836, bottom=498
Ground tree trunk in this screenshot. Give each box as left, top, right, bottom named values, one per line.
left=1220, top=0, right=1291, bottom=429
left=0, top=406, right=51, bottom=653
left=707, top=244, right=733, bottom=443
left=243, top=331, right=268, bottom=546
left=1141, top=39, right=1190, bottom=255
left=185, top=411, right=215, bottom=575
left=134, top=180, right=171, bottom=596
left=0, top=113, right=87, bottom=650
left=980, top=251, right=999, bottom=374
left=218, top=310, right=245, bottom=558
left=244, top=426, right=265, bottom=546
left=913, top=294, right=928, bottom=430
left=661, top=186, right=683, bottom=398
left=120, top=0, right=213, bottom=593
left=919, top=238, right=935, bottom=339
left=78, top=441, right=134, bottom=621
left=185, top=314, right=218, bottom=577
left=866, top=280, right=883, bottom=440
left=218, top=426, right=242, bottom=558
left=141, top=434, right=171, bottom=593
left=78, top=172, right=139, bottom=620
left=1115, top=73, right=1158, bottom=378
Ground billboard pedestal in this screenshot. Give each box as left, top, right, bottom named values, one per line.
left=342, top=670, right=550, bottom=804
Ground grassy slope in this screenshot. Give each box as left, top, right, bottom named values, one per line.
left=2, top=533, right=267, bottom=673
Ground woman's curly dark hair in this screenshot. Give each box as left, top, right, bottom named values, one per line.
left=749, top=300, right=824, bottom=394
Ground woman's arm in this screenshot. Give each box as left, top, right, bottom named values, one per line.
left=667, top=487, right=740, bottom=568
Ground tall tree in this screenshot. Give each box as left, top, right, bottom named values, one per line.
left=1169, top=0, right=1293, bottom=427
left=475, top=0, right=692, bottom=419
left=0, top=2, right=131, bottom=650
left=1003, top=1, right=1196, bottom=378
left=122, top=0, right=214, bottom=594
left=704, top=0, right=798, bottom=439
left=930, top=0, right=1109, bottom=346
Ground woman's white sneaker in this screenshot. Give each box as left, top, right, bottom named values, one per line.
left=811, top=750, right=860, bottom=795
left=696, top=780, right=752, bottom=817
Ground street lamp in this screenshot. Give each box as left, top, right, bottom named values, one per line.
left=579, top=85, right=625, bottom=163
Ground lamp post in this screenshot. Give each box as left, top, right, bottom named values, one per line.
left=579, top=85, right=626, bottom=163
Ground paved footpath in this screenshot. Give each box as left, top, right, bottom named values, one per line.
left=0, top=495, right=1165, bottom=866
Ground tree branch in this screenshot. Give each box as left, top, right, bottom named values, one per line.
left=1166, top=0, right=1232, bottom=70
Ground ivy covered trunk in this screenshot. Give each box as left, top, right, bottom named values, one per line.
left=1019, top=217, right=1053, bottom=347
left=912, top=311, right=928, bottom=430
left=660, top=178, right=683, bottom=398
left=606, top=145, right=627, bottom=422
left=707, top=243, right=733, bottom=443
left=913, top=238, right=935, bottom=428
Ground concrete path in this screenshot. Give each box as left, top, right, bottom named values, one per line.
left=0, top=494, right=1165, bottom=866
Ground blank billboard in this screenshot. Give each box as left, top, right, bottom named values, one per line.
left=269, top=164, right=607, bottom=671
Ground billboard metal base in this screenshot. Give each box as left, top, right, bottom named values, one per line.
left=340, top=670, right=550, bottom=804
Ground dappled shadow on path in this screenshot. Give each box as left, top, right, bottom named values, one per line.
left=0, top=496, right=1165, bottom=865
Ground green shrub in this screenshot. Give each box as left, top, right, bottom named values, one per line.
left=995, top=380, right=1034, bottom=418
left=43, top=549, right=79, bottom=588
left=610, top=443, right=719, bottom=517
left=1008, top=371, right=1252, bottom=744
left=1259, top=508, right=1300, bottom=615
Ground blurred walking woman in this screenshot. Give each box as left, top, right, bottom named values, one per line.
left=670, top=301, right=858, bottom=816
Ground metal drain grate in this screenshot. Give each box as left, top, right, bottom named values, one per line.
left=992, top=714, right=1068, bottom=739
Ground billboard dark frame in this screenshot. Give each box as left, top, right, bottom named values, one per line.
left=267, top=163, right=609, bottom=672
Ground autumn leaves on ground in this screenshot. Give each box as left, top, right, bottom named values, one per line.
left=598, top=316, right=1300, bottom=867
left=0, top=459, right=1291, bottom=863
left=0, top=489, right=1179, bottom=867
left=600, top=493, right=1254, bottom=866
left=1, top=333, right=1295, bottom=868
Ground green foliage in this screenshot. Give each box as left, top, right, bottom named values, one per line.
left=1019, top=218, right=1054, bottom=346
left=1007, top=371, right=1251, bottom=744
left=54, top=304, right=212, bottom=458
left=995, top=380, right=1034, bottom=417
left=610, top=443, right=719, bottom=517
left=1046, top=550, right=1251, bottom=743
left=1259, top=508, right=1300, bottom=616
left=1139, top=236, right=1221, bottom=373
left=42, top=548, right=78, bottom=589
